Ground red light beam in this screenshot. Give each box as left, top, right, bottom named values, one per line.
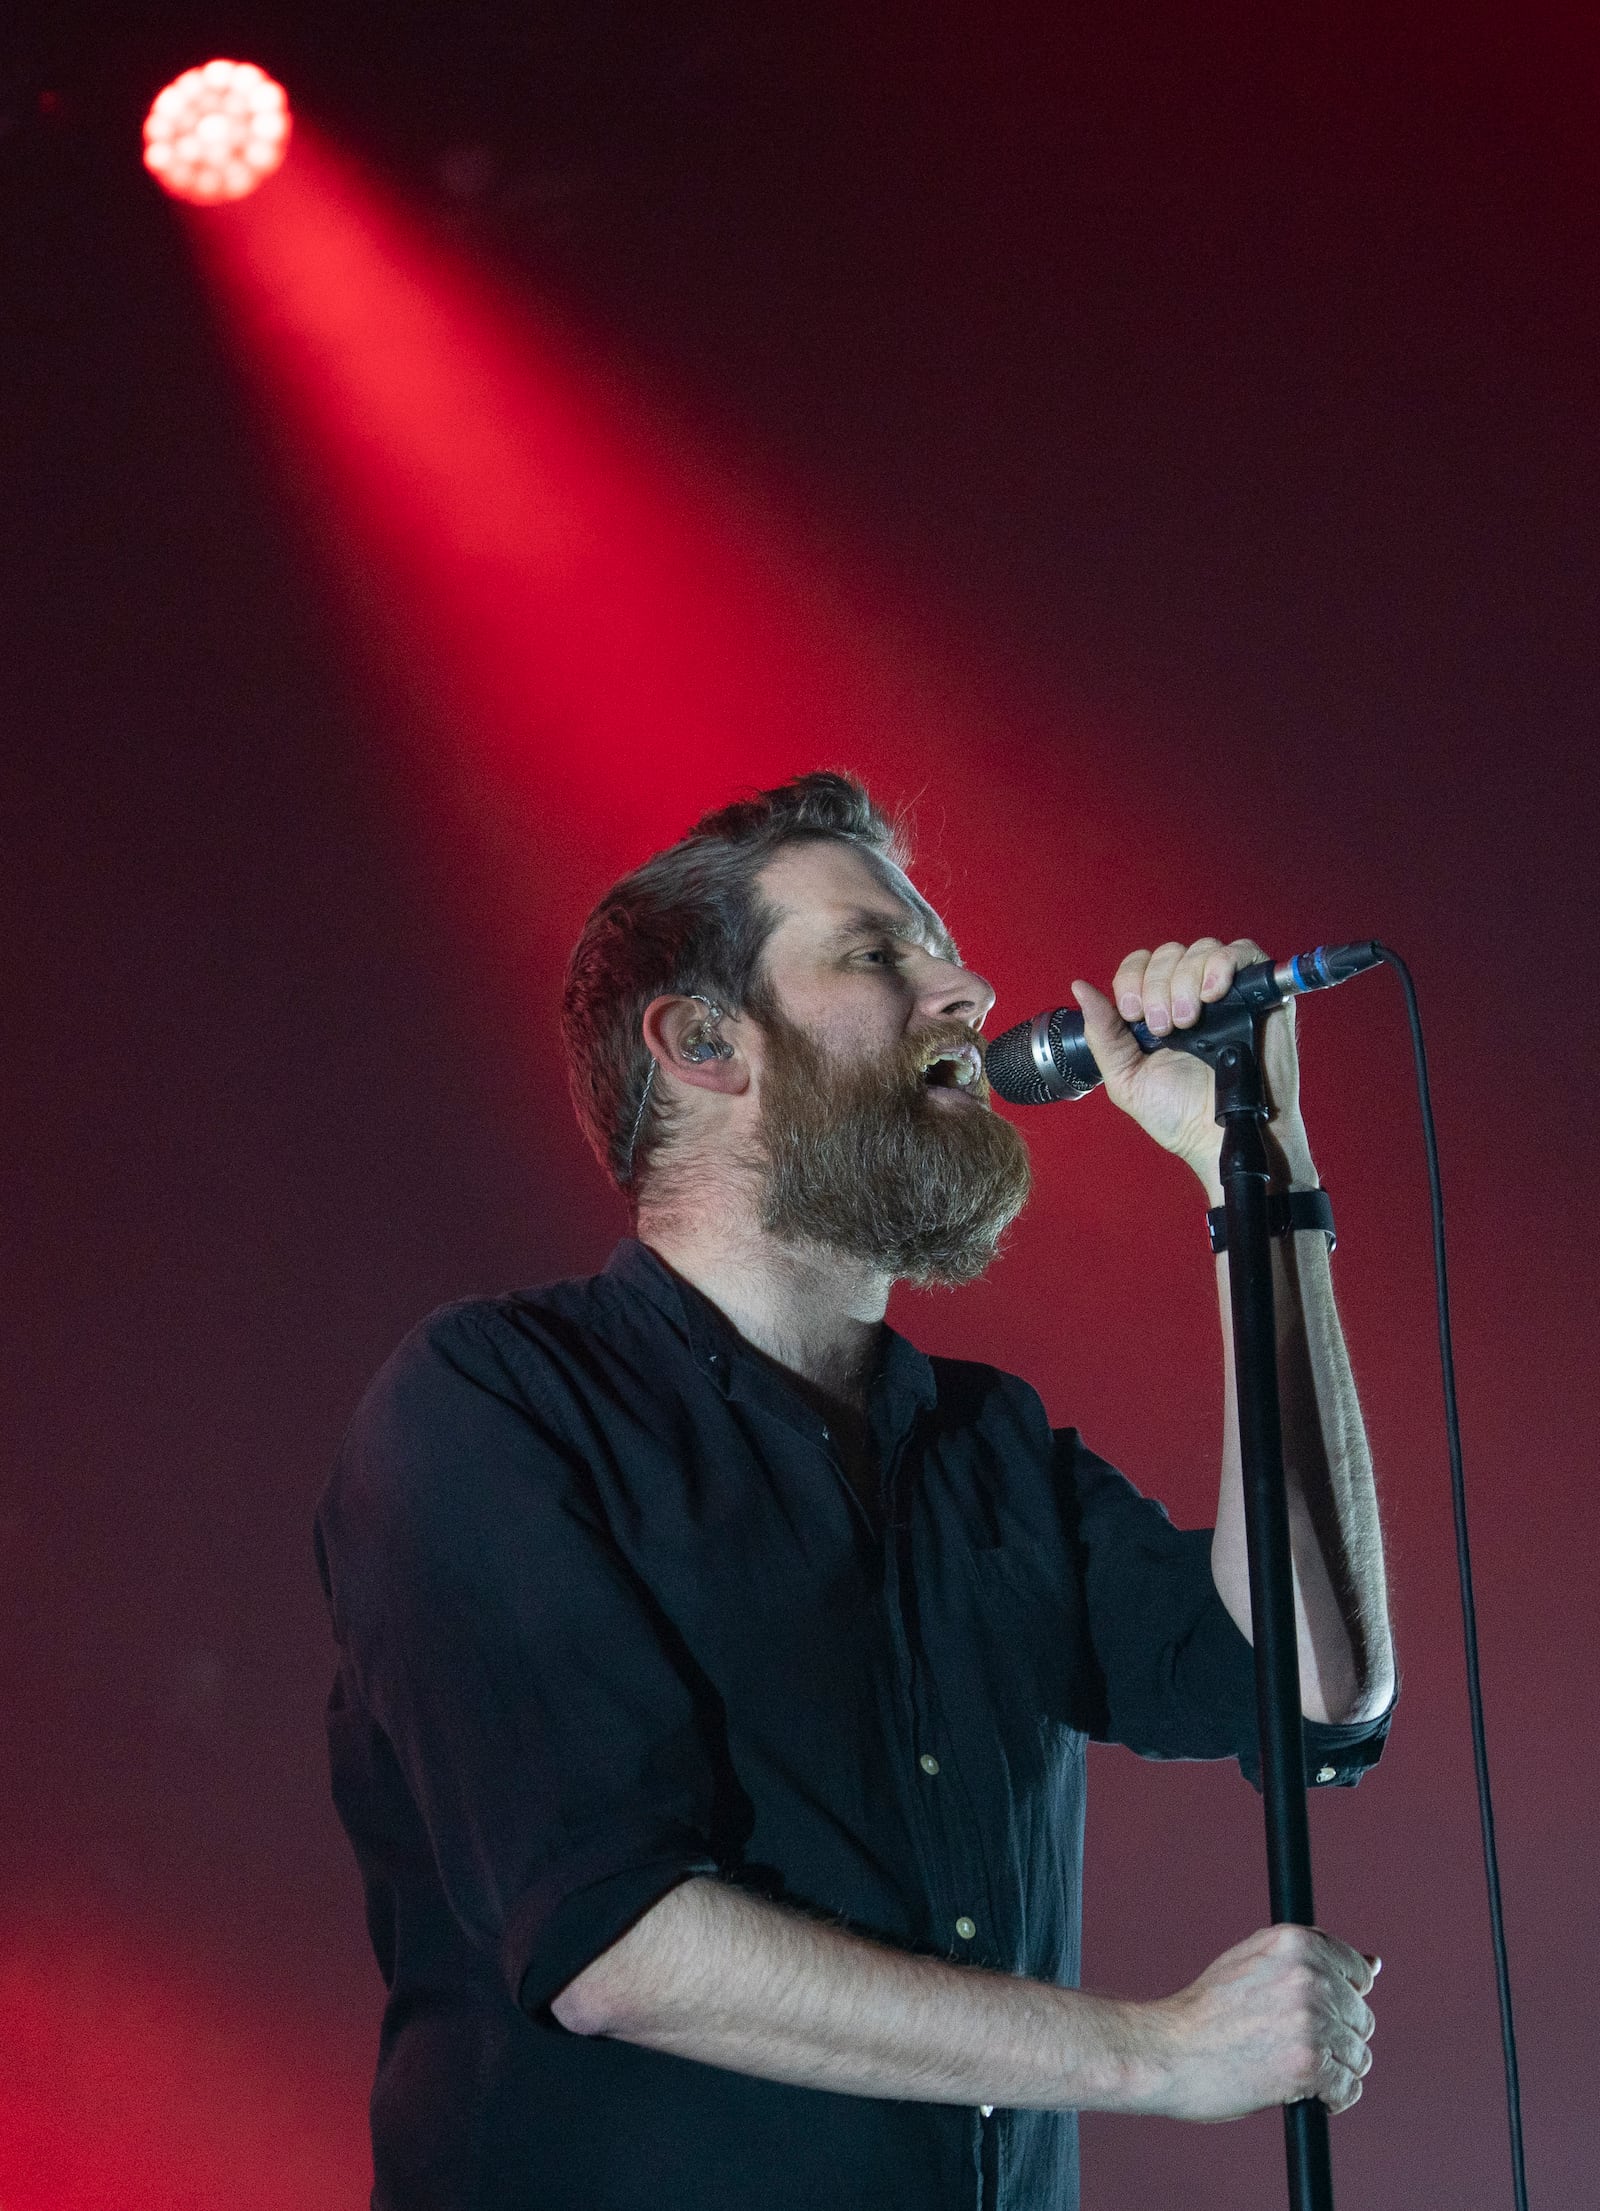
left=179, top=130, right=1119, bottom=880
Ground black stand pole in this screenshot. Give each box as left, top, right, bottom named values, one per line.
left=1208, top=1021, right=1333, bottom=2211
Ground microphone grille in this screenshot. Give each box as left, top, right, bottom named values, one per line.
left=984, top=1010, right=1104, bottom=1104
left=984, top=1018, right=1064, bottom=1105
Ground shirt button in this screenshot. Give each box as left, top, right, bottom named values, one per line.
left=820, top=1424, right=831, bottom=1443
left=955, top=1916, right=977, bottom=1941
left=1315, top=1764, right=1338, bottom=1784
left=979, top=2104, right=995, bottom=2119
left=919, top=1753, right=941, bottom=1776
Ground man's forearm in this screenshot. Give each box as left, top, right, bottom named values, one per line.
left=1061, top=943, right=1394, bottom=1725
left=552, top=1875, right=1148, bottom=2110
left=551, top=1874, right=1379, bottom=2124
left=1211, top=1218, right=1395, bottom=1724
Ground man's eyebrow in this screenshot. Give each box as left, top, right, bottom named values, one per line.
left=826, top=906, right=961, bottom=963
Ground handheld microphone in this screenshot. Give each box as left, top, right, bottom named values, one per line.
left=983, top=942, right=1385, bottom=1105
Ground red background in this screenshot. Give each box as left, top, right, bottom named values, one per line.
left=4, top=5, right=1596, bottom=2204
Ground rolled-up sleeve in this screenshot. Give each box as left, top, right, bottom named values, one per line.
left=1064, top=1432, right=1392, bottom=1789
left=316, top=1304, right=719, bottom=2014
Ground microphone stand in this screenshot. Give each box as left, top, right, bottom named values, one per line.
left=1183, top=1005, right=1333, bottom=2211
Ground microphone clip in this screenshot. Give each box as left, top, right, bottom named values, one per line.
left=1150, top=996, right=1270, bottom=1124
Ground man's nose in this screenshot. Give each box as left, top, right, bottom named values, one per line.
left=923, top=960, right=996, bottom=1030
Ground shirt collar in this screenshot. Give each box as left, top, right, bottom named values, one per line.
left=601, top=1237, right=938, bottom=1428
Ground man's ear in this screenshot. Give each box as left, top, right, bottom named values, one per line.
left=640, top=995, right=749, bottom=1096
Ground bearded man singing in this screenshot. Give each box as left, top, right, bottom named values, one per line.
left=316, top=771, right=1395, bottom=2211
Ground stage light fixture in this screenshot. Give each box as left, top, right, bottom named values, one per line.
left=143, top=60, right=291, bottom=205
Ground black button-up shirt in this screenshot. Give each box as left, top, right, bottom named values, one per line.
left=316, top=1239, right=1388, bottom=2211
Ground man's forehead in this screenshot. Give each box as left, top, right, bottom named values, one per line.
left=758, top=841, right=959, bottom=961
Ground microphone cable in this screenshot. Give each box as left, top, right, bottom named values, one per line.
left=1374, top=945, right=1528, bottom=2211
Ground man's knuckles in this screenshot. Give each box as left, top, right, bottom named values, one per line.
left=1126, top=938, right=1252, bottom=1031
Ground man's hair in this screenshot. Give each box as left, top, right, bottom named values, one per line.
left=563, top=770, right=908, bottom=1198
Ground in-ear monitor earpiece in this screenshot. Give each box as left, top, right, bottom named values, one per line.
left=681, top=995, right=732, bottom=1064
left=622, top=994, right=731, bottom=1182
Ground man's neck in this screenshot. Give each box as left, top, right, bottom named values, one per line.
left=637, top=1210, right=892, bottom=1415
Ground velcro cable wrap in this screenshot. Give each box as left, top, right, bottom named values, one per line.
left=1207, top=1187, right=1336, bottom=1256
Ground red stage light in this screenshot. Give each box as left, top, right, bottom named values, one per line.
left=143, top=61, right=291, bottom=206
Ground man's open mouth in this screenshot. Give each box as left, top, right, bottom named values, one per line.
left=919, top=1043, right=984, bottom=1092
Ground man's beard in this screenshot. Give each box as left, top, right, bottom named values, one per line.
left=754, top=1011, right=1033, bottom=1286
